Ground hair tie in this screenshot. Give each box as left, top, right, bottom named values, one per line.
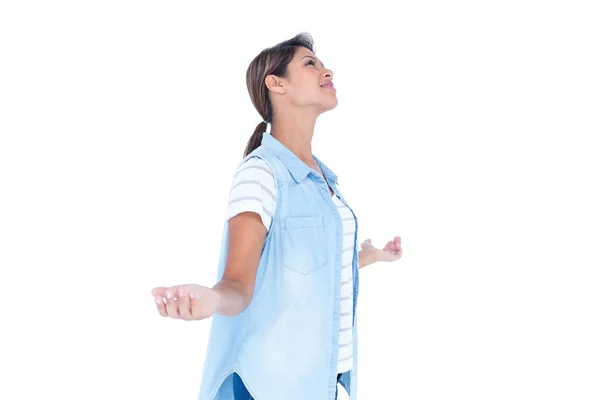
left=263, top=120, right=271, bottom=134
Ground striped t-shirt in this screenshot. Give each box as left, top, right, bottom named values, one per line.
left=226, top=157, right=355, bottom=373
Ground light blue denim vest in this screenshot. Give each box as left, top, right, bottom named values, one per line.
left=198, top=132, right=360, bottom=400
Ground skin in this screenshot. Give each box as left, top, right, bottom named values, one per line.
left=151, top=47, right=403, bottom=321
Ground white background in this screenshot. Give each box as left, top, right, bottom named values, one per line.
left=1, top=1, right=599, bottom=399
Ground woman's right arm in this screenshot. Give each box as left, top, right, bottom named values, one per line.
left=211, top=211, right=266, bottom=316
left=151, top=213, right=266, bottom=320
left=151, top=158, right=275, bottom=320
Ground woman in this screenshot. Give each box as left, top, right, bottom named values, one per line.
left=151, top=32, right=402, bottom=400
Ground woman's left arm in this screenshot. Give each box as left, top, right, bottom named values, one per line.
left=358, top=236, right=402, bottom=269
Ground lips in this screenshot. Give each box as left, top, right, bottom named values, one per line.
left=320, top=81, right=335, bottom=89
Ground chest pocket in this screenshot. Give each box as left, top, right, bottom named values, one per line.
left=282, top=216, right=328, bottom=274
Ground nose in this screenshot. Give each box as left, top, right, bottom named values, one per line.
left=323, top=68, right=333, bottom=80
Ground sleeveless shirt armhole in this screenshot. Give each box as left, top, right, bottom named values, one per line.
left=226, top=157, right=277, bottom=231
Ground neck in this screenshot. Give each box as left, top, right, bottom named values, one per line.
left=270, top=109, right=318, bottom=162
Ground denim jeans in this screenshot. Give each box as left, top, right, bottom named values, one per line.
left=247, top=373, right=344, bottom=399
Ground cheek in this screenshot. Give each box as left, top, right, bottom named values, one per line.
left=292, top=76, right=321, bottom=102
left=293, top=71, right=318, bottom=90
left=289, top=86, right=314, bottom=105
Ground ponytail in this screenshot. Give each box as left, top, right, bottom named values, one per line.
left=244, top=121, right=268, bottom=157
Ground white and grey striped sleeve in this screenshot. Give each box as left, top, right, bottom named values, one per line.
left=226, top=157, right=277, bottom=231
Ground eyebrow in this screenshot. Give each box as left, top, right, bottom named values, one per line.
left=302, top=55, right=325, bottom=68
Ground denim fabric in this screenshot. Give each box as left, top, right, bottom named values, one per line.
left=198, top=132, right=360, bottom=400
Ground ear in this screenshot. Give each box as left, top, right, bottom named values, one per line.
left=265, top=74, right=286, bottom=95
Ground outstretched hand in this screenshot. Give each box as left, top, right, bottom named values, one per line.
left=360, top=236, right=402, bottom=263
left=151, top=284, right=221, bottom=321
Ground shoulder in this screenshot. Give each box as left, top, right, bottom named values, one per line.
left=227, top=157, right=277, bottom=230
left=231, top=157, right=275, bottom=188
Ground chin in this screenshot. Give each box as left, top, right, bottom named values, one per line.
left=321, top=97, right=338, bottom=112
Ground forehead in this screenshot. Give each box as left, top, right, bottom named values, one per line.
left=294, top=47, right=318, bottom=61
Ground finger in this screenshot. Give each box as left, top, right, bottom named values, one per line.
left=365, top=238, right=372, bottom=244
left=393, top=242, right=402, bottom=257
left=154, top=296, right=167, bottom=317
left=164, top=287, right=181, bottom=319
left=177, top=287, right=193, bottom=320
left=151, top=287, right=167, bottom=297
left=189, top=291, right=203, bottom=320
left=383, top=241, right=392, bottom=251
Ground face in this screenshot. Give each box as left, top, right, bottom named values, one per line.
left=268, top=47, right=337, bottom=114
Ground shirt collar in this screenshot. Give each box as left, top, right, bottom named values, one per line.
left=261, top=132, right=338, bottom=185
